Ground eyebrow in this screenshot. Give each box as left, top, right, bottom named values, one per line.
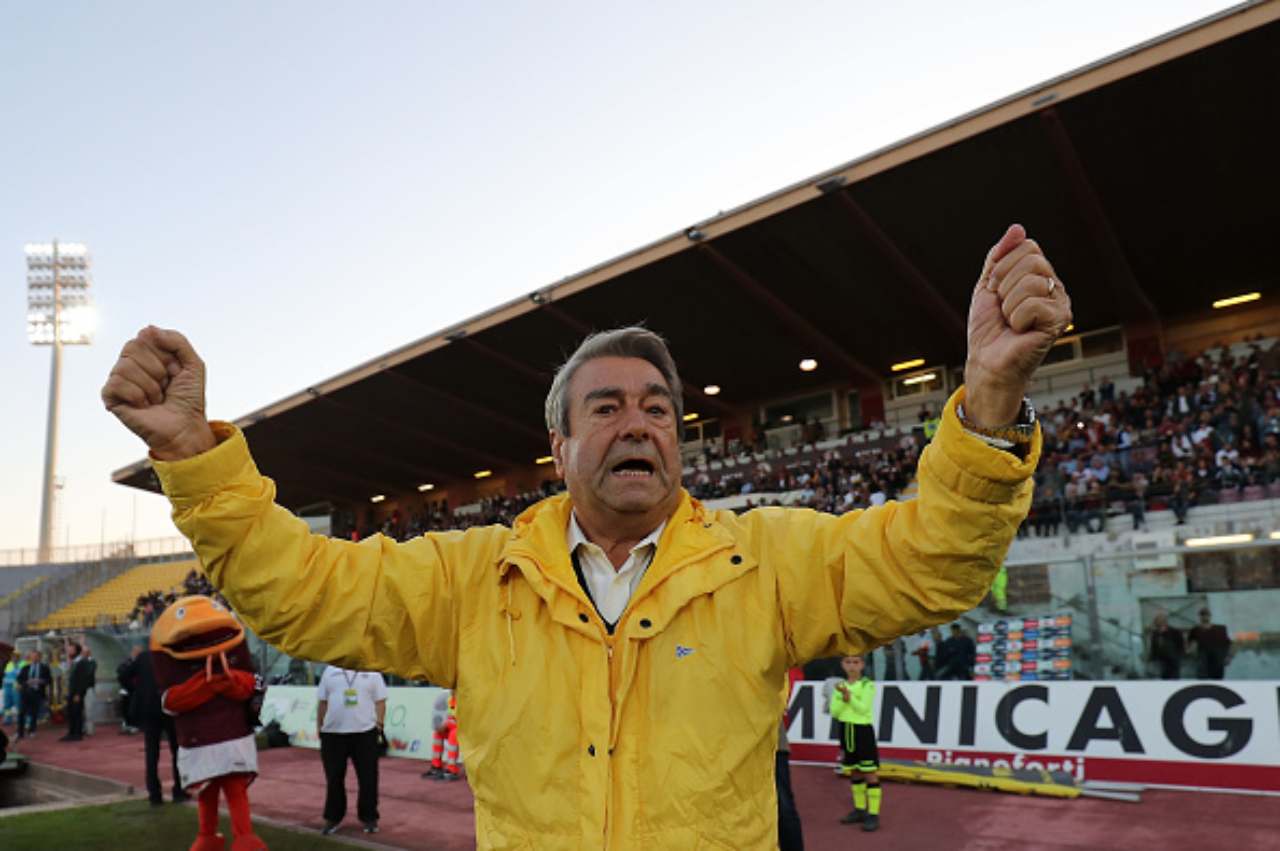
left=582, top=383, right=673, bottom=407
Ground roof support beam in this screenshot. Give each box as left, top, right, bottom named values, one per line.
left=383, top=368, right=548, bottom=445
left=1039, top=107, right=1159, bottom=320
left=542, top=302, right=593, bottom=338
left=694, top=243, right=882, bottom=385
left=829, top=193, right=967, bottom=338
left=317, top=395, right=517, bottom=470
left=248, top=434, right=406, bottom=498
left=460, top=337, right=552, bottom=386
left=248, top=416, right=457, bottom=487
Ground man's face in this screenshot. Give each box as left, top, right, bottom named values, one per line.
left=551, top=356, right=682, bottom=529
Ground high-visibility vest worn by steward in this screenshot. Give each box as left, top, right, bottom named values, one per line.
left=153, top=387, right=1037, bottom=850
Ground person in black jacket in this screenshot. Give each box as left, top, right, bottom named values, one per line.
left=16, top=650, right=53, bottom=739
left=1147, top=612, right=1185, bottom=680
left=118, top=645, right=143, bottom=733
left=62, top=642, right=95, bottom=742
left=121, top=647, right=189, bottom=804
left=937, top=624, right=976, bottom=680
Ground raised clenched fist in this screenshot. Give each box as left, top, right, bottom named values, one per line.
left=101, top=326, right=216, bottom=460
left=964, top=224, right=1074, bottom=428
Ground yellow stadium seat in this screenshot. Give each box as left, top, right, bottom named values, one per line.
left=33, top=560, right=202, bottom=631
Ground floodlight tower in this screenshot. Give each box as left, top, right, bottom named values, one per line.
left=26, top=240, right=95, bottom=562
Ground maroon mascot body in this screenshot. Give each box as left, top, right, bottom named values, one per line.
left=150, top=595, right=266, bottom=851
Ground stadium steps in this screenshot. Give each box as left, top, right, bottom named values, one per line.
left=32, top=559, right=198, bottom=631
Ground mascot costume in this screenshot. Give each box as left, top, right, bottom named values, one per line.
left=150, top=595, right=267, bottom=851
left=425, top=690, right=461, bottom=780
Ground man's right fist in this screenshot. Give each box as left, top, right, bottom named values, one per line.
left=101, top=326, right=216, bottom=461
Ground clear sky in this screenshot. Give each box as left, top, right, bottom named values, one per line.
left=0, top=1, right=1235, bottom=552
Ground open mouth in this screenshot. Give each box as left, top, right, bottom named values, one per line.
left=611, top=458, right=656, bottom=478
left=165, top=626, right=240, bottom=655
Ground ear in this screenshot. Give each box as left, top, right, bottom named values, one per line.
left=550, top=430, right=566, bottom=478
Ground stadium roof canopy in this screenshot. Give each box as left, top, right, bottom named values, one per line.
left=113, top=2, right=1280, bottom=509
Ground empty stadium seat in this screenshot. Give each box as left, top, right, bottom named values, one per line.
left=34, top=559, right=199, bottom=631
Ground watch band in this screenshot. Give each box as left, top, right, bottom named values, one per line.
left=956, top=397, right=1037, bottom=445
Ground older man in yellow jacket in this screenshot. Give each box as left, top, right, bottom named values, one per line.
left=102, top=225, right=1070, bottom=849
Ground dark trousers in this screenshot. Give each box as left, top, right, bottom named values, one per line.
left=1197, top=653, right=1227, bottom=680
left=775, top=750, right=805, bottom=851
left=18, top=692, right=44, bottom=736
left=143, top=717, right=182, bottom=801
left=320, top=729, right=380, bottom=825
left=66, top=695, right=85, bottom=738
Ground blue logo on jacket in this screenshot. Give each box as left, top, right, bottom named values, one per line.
left=675, top=645, right=696, bottom=659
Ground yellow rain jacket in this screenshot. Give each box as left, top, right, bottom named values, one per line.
left=154, top=388, right=1037, bottom=850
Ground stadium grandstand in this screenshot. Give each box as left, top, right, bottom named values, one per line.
left=100, top=0, right=1280, bottom=687
left=4, top=4, right=1278, bottom=846
left=32, top=560, right=198, bottom=631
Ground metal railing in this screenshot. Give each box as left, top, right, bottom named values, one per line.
left=0, top=535, right=192, bottom=566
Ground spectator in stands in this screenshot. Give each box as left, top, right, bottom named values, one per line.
left=1127, top=471, right=1149, bottom=531
left=16, top=650, right=51, bottom=739
left=1147, top=612, right=1184, bottom=679
left=936, top=624, right=976, bottom=680
left=1170, top=462, right=1194, bottom=524
left=1083, top=454, right=1110, bottom=485
left=1187, top=608, right=1234, bottom=679
left=1099, top=376, right=1115, bottom=404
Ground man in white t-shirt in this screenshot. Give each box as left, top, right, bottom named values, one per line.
left=316, top=666, right=388, bottom=836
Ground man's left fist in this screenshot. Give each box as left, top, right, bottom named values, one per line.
left=963, top=224, right=1073, bottom=428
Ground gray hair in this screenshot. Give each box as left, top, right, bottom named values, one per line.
left=545, top=326, right=683, bottom=435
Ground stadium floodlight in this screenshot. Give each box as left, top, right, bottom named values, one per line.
left=703, top=384, right=721, bottom=396
left=534, top=456, right=553, bottom=465
left=798, top=358, right=818, bottom=372
left=891, top=358, right=925, bottom=372
left=25, top=240, right=95, bottom=563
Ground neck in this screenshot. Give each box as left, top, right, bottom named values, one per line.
left=573, top=509, right=664, bottom=570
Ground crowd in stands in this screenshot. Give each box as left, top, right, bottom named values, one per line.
left=127, top=569, right=227, bottom=629
left=334, top=480, right=568, bottom=542
left=330, top=335, right=1280, bottom=546
left=333, top=435, right=924, bottom=542
left=1022, top=335, right=1280, bottom=537
left=686, top=438, right=923, bottom=514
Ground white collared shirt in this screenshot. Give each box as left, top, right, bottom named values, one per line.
left=568, top=512, right=666, bottom=624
